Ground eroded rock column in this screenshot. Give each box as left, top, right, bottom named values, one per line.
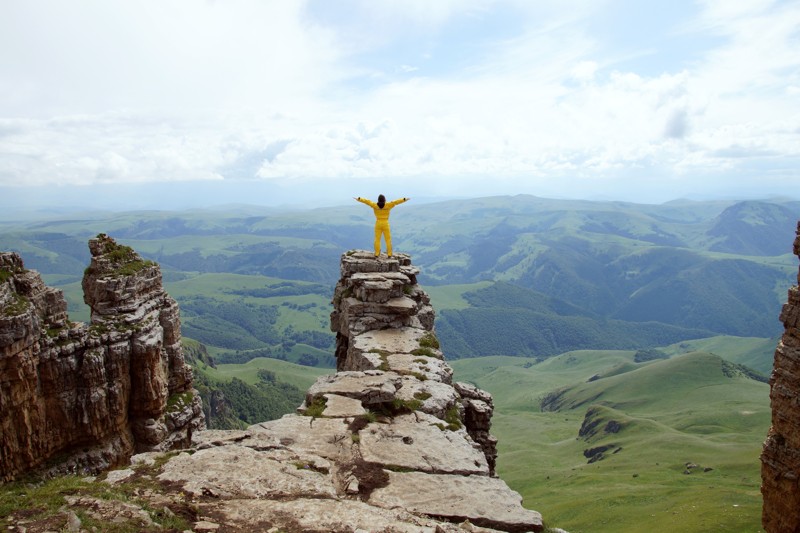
left=0, top=235, right=204, bottom=481
left=160, top=250, right=543, bottom=532
left=761, top=221, right=800, bottom=532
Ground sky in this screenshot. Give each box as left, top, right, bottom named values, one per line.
left=0, top=0, right=798, bottom=211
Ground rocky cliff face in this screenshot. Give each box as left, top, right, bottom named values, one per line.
left=149, top=251, right=543, bottom=532
left=0, top=234, right=204, bottom=482
left=761, top=221, right=800, bottom=532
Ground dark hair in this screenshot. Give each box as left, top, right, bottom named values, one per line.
left=377, top=194, right=386, bottom=208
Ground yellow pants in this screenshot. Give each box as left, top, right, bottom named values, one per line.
left=374, top=221, right=392, bottom=256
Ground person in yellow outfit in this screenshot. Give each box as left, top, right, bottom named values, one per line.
left=354, top=194, right=410, bottom=257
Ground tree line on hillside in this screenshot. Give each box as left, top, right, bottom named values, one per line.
left=179, top=295, right=335, bottom=367
left=436, top=307, right=713, bottom=360
left=2, top=196, right=796, bottom=364
left=184, top=341, right=306, bottom=429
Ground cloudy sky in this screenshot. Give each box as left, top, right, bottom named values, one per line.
left=1, top=0, right=798, bottom=210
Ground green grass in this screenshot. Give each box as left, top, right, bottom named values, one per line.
left=166, top=273, right=331, bottom=330
left=165, top=273, right=320, bottom=302
left=0, top=470, right=192, bottom=532
left=660, top=335, right=777, bottom=374
left=209, top=357, right=329, bottom=390
left=452, top=350, right=770, bottom=533
left=426, top=281, right=492, bottom=310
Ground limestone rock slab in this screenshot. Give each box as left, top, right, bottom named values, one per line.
left=322, top=393, right=367, bottom=418
left=245, top=415, right=353, bottom=460
left=353, top=327, right=438, bottom=356
left=359, top=413, right=489, bottom=475
left=210, top=498, right=447, bottom=533
left=370, top=471, right=543, bottom=532
left=395, top=377, right=461, bottom=419
left=306, top=371, right=401, bottom=405
left=387, top=353, right=453, bottom=383
left=158, top=445, right=337, bottom=499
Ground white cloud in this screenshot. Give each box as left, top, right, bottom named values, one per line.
left=0, top=0, right=798, bottom=203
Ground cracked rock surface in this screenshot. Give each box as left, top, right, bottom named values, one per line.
left=4, top=249, right=543, bottom=532
left=156, top=250, right=543, bottom=532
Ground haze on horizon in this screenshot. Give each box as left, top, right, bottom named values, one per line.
left=1, top=0, right=798, bottom=212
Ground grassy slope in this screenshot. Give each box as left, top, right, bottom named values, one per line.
left=206, top=357, right=329, bottom=391
left=5, top=197, right=794, bottom=344
left=165, top=273, right=332, bottom=332
left=659, top=335, right=777, bottom=375
left=3, top=198, right=787, bottom=531
left=451, top=351, right=769, bottom=533
left=426, top=281, right=493, bottom=310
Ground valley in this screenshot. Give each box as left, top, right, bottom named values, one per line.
left=1, top=194, right=791, bottom=531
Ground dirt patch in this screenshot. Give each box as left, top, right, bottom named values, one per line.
left=351, top=460, right=390, bottom=499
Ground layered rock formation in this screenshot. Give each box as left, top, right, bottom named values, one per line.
left=156, top=251, right=543, bottom=532
left=0, top=234, right=204, bottom=481
left=762, top=222, right=800, bottom=532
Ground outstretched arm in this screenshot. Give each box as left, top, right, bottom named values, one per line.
left=386, top=197, right=410, bottom=208
left=355, top=196, right=378, bottom=208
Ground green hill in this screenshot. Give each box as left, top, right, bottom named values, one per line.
left=707, top=200, right=800, bottom=255
left=451, top=351, right=770, bottom=533
left=1, top=196, right=794, bottom=349
left=185, top=340, right=327, bottom=429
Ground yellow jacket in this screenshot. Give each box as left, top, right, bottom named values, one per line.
left=356, top=197, right=408, bottom=223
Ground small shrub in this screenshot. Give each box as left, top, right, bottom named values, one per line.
left=2, top=293, right=29, bottom=317
left=303, top=396, right=328, bottom=418
left=166, top=391, right=195, bottom=413
left=88, top=322, right=110, bottom=337
left=443, top=406, right=462, bottom=431
left=413, top=391, right=432, bottom=401
left=392, top=398, right=423, bottom=412
left=410, top=347, right=439, bottom=359
left=419, top=332, right=440, bottom=350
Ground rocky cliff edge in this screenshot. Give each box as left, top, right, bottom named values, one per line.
left=2, top=248, right=543, bottom=532
left=0, top=234, right=204, bottom=482
left=761, top=222, right=800, bottom=532
left=145, top=251, right=543, bottom=532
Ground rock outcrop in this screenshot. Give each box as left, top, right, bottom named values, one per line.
left=155, top=251, right=543, bottom=532
left=761, top=222, right=800, bottom=532
left=0, top=234, right=204, bottom=481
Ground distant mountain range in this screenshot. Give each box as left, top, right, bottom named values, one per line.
left=1, top=195, right=796, bottom=360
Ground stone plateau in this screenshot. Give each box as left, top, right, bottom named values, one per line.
left=154, top=250, right=543, bottom=532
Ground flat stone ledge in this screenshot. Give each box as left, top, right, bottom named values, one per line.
left=369, top=471, right=543, bottom=533
left=352, top=327, right=438, bottom=357
left=157, top=445, right=337, bottom=500
left=306, top=371, right=402, bottom=406
left=321, top=393, right=368, bottom=418
left=359, top=412, right=489, bottom=476
left=387, top=353, right=453, bottom=383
